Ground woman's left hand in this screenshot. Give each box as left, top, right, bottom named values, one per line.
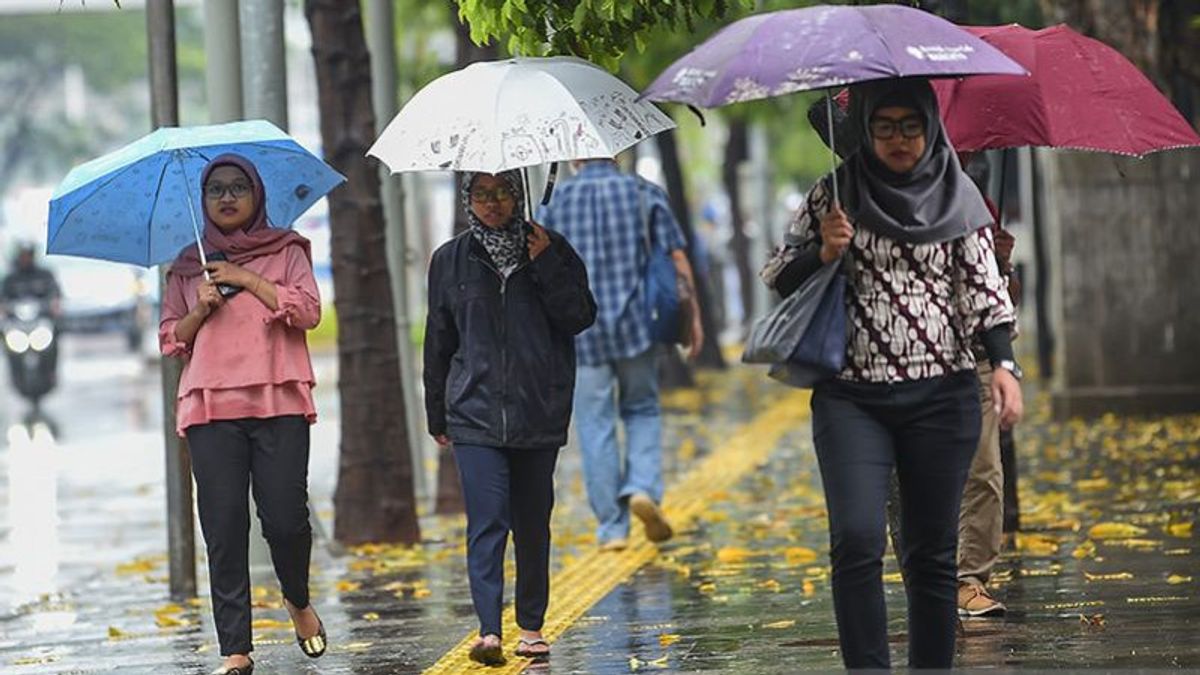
left=527, top=222, right=551, bottom=260
left=205, top=260, right=252, bottom=288
left=990, top=367, right=1024, bottom=430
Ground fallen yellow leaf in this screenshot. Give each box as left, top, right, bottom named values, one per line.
left=362, top=612, right=380, bottom=621
left=716, top=547, right=754, bottom=564
left=1166, top=522, right=1193, bottom=538
left=107, top=626, right=130, bottom=640
left=1072, top=541, right=1097, bottom=559
left=883, top=572, right=905, bottom=583
left=764, top=619, right=796, bottom=629
left=412, top=588, right=432, bottom=598
left=1088, top=522, right=1148, bottom=540
left=335, top=580, right=362, bottom=593
left=698, top=582, right=717, bottom=594
left=758, top=579, right=782, bottom=592
left=1083, top=571, right=1134, bottom=582
left=658, top=633, right=681, bottom=647
left=784, top=546, right=819, bottom=565
left=1166, top=574, right=1192, bottom=585
left=250, top=618, right=292, bottom=630
left=802, top=580, right=816, bottom=596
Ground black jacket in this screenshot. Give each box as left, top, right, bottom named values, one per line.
left=424, top=229, right=596, bottom=449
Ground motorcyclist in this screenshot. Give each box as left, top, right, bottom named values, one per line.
left=1, top=244, right=62, bottom=317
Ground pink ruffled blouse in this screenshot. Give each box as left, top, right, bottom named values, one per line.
left=158, top=245, right=320, bottom=436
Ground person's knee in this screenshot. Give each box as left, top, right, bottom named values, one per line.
left=830, top=522, right=886, bottom=569
left=259, top=504, right=311, bottom=544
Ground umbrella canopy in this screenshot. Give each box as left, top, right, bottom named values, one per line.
left=48, top=120, right=345, bottom=267
left=641, top=3, right=1026, bottom=108
left=932, top=24, right=1200, bottom=157
left=367, top=56, right=676, bottom=174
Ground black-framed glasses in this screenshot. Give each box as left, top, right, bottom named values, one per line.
left=469, top=187, right=515, bottom=204
left=204, top=181, right=252, bottom=200
left=868, top=115, right=925, bottom=141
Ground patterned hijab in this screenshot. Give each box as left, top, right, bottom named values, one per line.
left=460, top=171, right=529, bottom=274
left=835, top=78, right=993, bottom=245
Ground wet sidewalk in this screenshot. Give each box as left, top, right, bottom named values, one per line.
left=2, top=365, right=1198, bottom=673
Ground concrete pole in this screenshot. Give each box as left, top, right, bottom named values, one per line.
left=239, top=0, right=288, bottom=129
left=147, top=0, right=197, bottom=601
left=364, top=0, right=426, bottom=500
left=204, top=0, right=243, bottom=123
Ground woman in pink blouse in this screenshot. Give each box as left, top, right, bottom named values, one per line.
left=159, top=154, right=325, bottom=675
left=761, top=79, right=1023, bottom=669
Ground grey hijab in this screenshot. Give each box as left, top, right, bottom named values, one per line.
left=835, top=78, right=992, bottom=245
left=460, top=170, right=529, bottom=274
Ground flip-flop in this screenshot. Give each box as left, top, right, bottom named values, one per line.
left=469, top=636, right=505, bottom=666
left=514, top=637, right=551, bottom=658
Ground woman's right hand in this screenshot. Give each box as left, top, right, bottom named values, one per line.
left=819, top=205, right=854, bottom=264
left=433, top=434, right=451, bottom=448
left=194, top=280, right=223, bottom=318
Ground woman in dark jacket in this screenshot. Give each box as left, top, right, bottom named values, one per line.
left=424, top=169, right=596, bottom=665
left=762, top=79, right=1022, bottom=669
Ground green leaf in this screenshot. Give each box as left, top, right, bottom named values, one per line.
left=572, top=0, right=590, bottom=33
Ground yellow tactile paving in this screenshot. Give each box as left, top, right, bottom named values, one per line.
left=423, top=387, right=811, bottom=674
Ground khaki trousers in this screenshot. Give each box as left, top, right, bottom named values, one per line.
left=957, top=361, right=1004, bottom=586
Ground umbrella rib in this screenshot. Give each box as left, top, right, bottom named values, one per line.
left=148, top=157, right=174, bottom=266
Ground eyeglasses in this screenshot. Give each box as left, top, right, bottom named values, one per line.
left=204, top=181, right=252, bottom=200
left=868, top=115, right=925, bottom=141
left=469, top=188, right=515, bottom=204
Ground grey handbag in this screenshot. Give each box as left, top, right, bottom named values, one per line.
left=742, top=258, right=841, bottom=365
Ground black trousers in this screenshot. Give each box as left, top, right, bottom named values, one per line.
left=454, top=444, right=558, bottom=638
left=186, top=416, right=313, bottom=656
left=811, top=371, right=980, bottom=669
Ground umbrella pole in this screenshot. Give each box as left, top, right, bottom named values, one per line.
left=178, top=153, right=211, bottom=279
left=996, top=148, right=1009, bottom=229
left=522, top=167, right=534, bottom=222
left=825, top=90, right=840, bottom=207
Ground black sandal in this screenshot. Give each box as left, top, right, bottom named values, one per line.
left=297, top=618, right=327, bottom=658
left=469, top=634, right=505, bottom=666
left=209, top=658, right=254, bottom=675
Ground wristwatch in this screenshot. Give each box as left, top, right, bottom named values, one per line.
left=993, top=359, right=1023, bottom=380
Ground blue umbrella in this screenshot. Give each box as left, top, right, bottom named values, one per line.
left=47, top=120, right=345, bottom=267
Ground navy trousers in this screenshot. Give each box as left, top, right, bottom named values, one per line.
left=454, top=444, right=559, bottom=638
left=811, top=371, right=980, bottom=669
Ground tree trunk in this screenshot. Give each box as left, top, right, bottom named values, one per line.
left=305, top=0, right=420, bottom=545
left=722, top=119, right=754, bottom=335
left=436, top=4, right=502, bottom=513
left=657, top=128, right=727, bottom=370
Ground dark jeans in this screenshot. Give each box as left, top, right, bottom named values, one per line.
left=811, top=371, right=980, bottom=669
left=454, top=444, right=559, bottom=638
left=186, top=416, right=313, bottom=656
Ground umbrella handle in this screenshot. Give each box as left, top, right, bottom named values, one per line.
left=825, top=90, right=840, bottom=208
left=541, top=162, right=559, bottom=206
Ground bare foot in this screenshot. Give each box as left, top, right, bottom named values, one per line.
left=283, top=598, right=321, bottom=639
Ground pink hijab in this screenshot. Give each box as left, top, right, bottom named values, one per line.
left=170, top=153, right=310, bottom=277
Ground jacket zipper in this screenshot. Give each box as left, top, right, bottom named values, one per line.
left=471, top=251, right=531, bottom=446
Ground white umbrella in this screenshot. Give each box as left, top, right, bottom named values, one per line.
left=367, top=56, right=676, bottom=176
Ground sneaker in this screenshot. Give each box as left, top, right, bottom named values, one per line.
left=958, top=582, right=1006, bottom=617
left=629, top=493, right=673, bottom=543
left=599, top=538, right=629, bottom=552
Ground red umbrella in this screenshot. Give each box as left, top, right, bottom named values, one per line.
left=931, top=24, right=1200, bottom=157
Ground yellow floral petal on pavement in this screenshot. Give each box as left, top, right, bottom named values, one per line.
left=716, top=546, right=754, bottom=564
left=1072, top=540, right=1097, bottom=559
left=1088, top=522, right=1148, bottom=540
left=1166, top=522, right=1193, bottom=538
left=1084, top=571, right=1134, bottom=582
left=1166, top=574, right=1192, bottom=585
left=658, top=633, right=681, bottom=647
left=784, top=546, right=819, bottom=565
left=362, top=612, right=380, bottom=621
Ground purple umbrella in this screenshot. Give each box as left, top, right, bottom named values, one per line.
left=642, top=4, right=1026, bottom=202
left=642, top=4, right=1026, bottom=108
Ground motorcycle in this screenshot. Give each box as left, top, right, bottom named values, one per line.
left=3, top=298, right=58, bottom=407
